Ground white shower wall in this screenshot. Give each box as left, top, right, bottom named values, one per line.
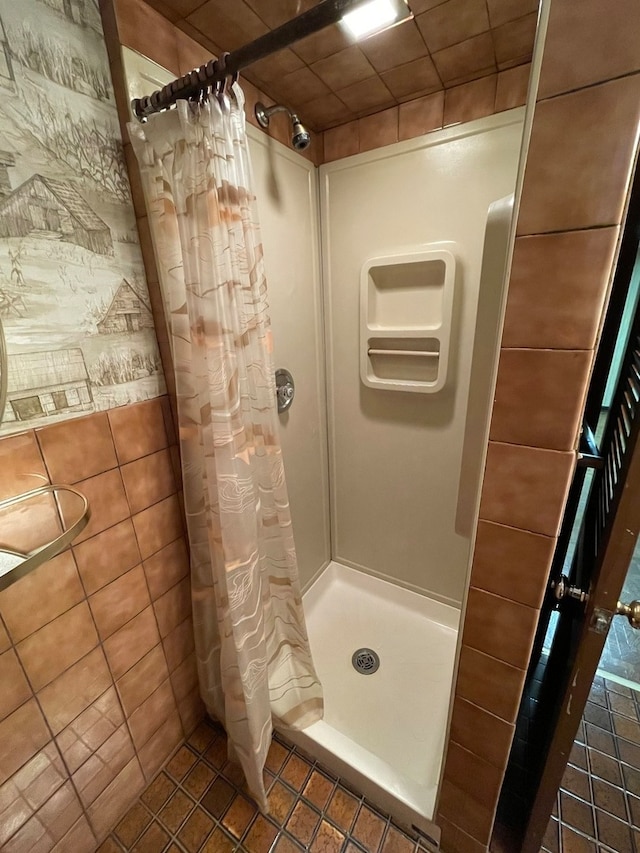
left=320, top=111, right=524, bottom=606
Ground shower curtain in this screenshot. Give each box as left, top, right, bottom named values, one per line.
left=129, top=85, right=323, bottom=810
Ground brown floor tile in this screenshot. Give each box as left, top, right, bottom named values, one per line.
left=594, top=809, right=634, bottom=853
left=541, top=817, right=559, bottom=853
left=622, top=763, right=640, bottom=797
left=269, top=781, right=296, bottom=824
left=592, top=778, right=626, bottom=820
left=286, top=800, right=321, bottom=846
left=312, top=819, right=346, bottom=853
left=221, top=793, right=258, bottom=839
left=584, top=702, right=613, bottom=732
left=221, top=759, right=246, bottom=789
left=562, top=765, right=592, bottom=802
left=114, top=801, right=153, bottom=847
left=158, top=789, right=194, bottom=834
left=560, top=824, right=596, bottom=852
left=265, top=739, right=290, bottom=774
left=201, top=826, right=237, bottom=852
left=204, top=736, right=228, bottom=769
left=201, top=776, right=235, bottom=819
left=303, top=771, right=335, bottom=811
left=244, top=814, right=279, bottom=853
left=326, top=787, right=359, bottom=832
left=613, top=713, right=640, bottom=745
left=187, top=720, right=217, bottom=753
left=569, top=743, right=588, bottom=772
left=609, top=693, right=638, bottom=720
left=280, top=754, right=312, bottom=791
left=165, top=745, right=197, bottom=781
left=131, top=820, right=171, bottom=852
left=352, top=804, right=386, bottom=850
left=585, top=723, right=617, bottom=757
left=618, top=738, right=640, bottom=769
left=183, top=761, right=215, bottom=799
left=177, top=806, right=214, bottom=852
left=275, top=835, right=305, bottom=853
left=560, top=791, right=595, bottom=836
left=141, top=772, right=176, bottom=813
left=588, top=749, right=622, bottom=787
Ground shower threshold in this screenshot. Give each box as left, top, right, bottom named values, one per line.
left=280, top=561, right=459, bottom=840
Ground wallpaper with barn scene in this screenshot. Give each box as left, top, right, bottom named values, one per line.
left=0, top=0, right=165, bottom=434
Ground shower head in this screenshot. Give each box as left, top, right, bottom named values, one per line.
left=255, top=102, right=311, bottom=151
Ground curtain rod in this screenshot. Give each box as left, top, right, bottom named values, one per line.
left=132, top=0, right=368, bottom=120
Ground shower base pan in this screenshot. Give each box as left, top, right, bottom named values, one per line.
left=281, top=561, right=459, bottom=841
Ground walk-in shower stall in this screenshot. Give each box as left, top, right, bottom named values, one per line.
left=125, top=46, right=525, bottom=839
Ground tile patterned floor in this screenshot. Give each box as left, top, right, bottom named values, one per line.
left=542, top=676, right=640, bottom=853
left=97, top=718, right=433, bottom=853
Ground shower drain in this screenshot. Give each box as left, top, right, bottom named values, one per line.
left=351, top=648, right=380, bottom=675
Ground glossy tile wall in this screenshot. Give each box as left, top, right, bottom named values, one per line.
left=0, top=398, right=204, bottom=851
left=436, top=1, right=640, bottom=851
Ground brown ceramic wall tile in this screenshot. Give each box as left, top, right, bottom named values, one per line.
left=154, top=577, right=192, bottom=639
left=538, top=0, right=640, bottom=100
left=121, top=448, right=176, bottom=514
left=501, top=228, right=619, bottom=350
left=398, top=90, right=444, bottom=140
left=37, top=647, right=113, bottom=735
left=471, top=520, right=555, bottom=609
left=143, top=537, right=189, bottom=601
left=490, top=349, right=592, bottom=451
left=360, top=21, right=429, bottom=73
left=380, top=55, right=441, bottom=100
left=455, top=645, right=526, bottom=724
left=37, top=413, right=117, bottom=484
left=449, top=697, right=515, bottom=771
left=72, top=724, right=135, bottom=808
left=323, top=121, right=359, bottom=162
left=517, top=75, right=640, bottom=235
left=357, top=108, right=398, bottom=153
left=87, top=756, right=146, bottom=839
left=0, top=700, right=51, bottom=784
left=479, top=441, right=575, bottom=536
left=108, top=399, right=168, bottom=465
left=431, top=33, right=495, bottom=87
left=138, top=712, right=183, bottom=779
left=311, top=45, right=375, bottom=91
left=66, top=469, right=130, bottom=545
left=0, top=649, right=32, bottom=721
left=103, top=607, right=161, bottom=681
left=114, top=0, right=180, bottom=74
left=117, top=644, right=170, bottom=718
left=52, top=815, right=96, bottom=853
left=128, top=679, right=178, bottom=750
left=337, top=76, right=394, bottom=114
left=133, top=494, right=184, bottom=560
left=74, top=518, right=142, bottom=595
left=487, top=0, right=538, bottom=28
left=170, top=653, right=199, bottom=703
left=0, top=487, right=62, bottom=556
left=163, top=617, right=196, bottom=673
left=438, top=779, right=494, bottom=846
left=177, top=687, right=205, bottom=736
left=492, top=13, right=537, bottom=69
left=0, top=550, right=84, bottom=643
left=495, top=62, right=530, bottom=112
left=0, top=431, right=49, bottom=501
left=443, top=741, right=504, bottom=812
left=444, top=74, right=497, bottom=126
left=462, top=587, right=539, bottom=669
left=17, top=602, right=98, bottom=692
left=55, top=687, right=124, bottom=774
left=0, top=619, right=10, bottom=654
left=416, top=0, right=489, bottom=54
left=89, top=565, right=151, bottom=640
left=175, top=26, right=215, bottom=74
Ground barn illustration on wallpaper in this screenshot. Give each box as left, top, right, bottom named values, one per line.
left=0, top=0, right=164, bottom=432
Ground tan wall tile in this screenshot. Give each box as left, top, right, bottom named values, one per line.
left=51, top=815, right=96, bottom=853
left=55, top=687, right=124, bottom=774
left=538, top=0, right=640, bottom=99
left=163, top=616, right=195, bottom=674
left=0, top=620, right=10, bottom=653
left=490, top=349, right=592, bottom=451
left=86, top=756, right=145, bottom=838
left=492, top=13, right=537, bottom=69
left=380, top=55, right=441, bottom=100
left=438, top=779, right=494, bottom=845
left=487, top=0, right=538, bottom=28
left=113, top=0, right=180, bottom=74
left=471, top=520, right=555, bottom=609
left=479, top=441, right=575, bottom=536
left=431, top=33, right=495, bottom=87
left=502, top=229, right=619, bottom=350
left=103, top=607, right=161, bottom=681
left=37, top=413, right=117, bottom=485
left=128, top=679, right=178, bottom=750
left=138, top=712, right=183, bottom=780
left=311, top=45, right=376, bottom=92
left=175, top=26, right=215, bottom=75
left=444, top=74, right=497, bottom=126
left=455, top=645, right=526, bottom=723
left=132, top=494, right=183, bottom=560
left=154, top=578, right=192, bottom=639
left=360, top=20, right=428, bottom=73
left=121, top=448, right=176, bottom=515
left=73, top=518, right=142, bottom=595
left=143, top=537, right=189, bottom=601
left=358, top=108, right=398, bottom=153
left=177, top=687, right=205, bottom=737
left=323, top=121, right=359, bottom=162
left=17, top=602, right=98, bottom=692
left=72, top=724, right=135, bottom=808
left=416, top=0, right=490, bottom=53
left=89, top=565, right=151, bottom=641
left=398, top=91, right=444, bottom=140
left=337, top=76, right=395, bottom=113
left=108, top=399, right=168, bottom=465
left=517, top=75, right=640, bottom=235
left=37, top=647, right=112, bottom=735
left=442, top=741, right=504, bottom=811
left=0, top=551, right=84, bottom=643
left=0, top=488, right=62, bottom=556
left=170, top=653, right=198, bottom=703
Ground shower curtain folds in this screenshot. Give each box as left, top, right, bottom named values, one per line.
left=129, top=86, right=323, bottom=811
